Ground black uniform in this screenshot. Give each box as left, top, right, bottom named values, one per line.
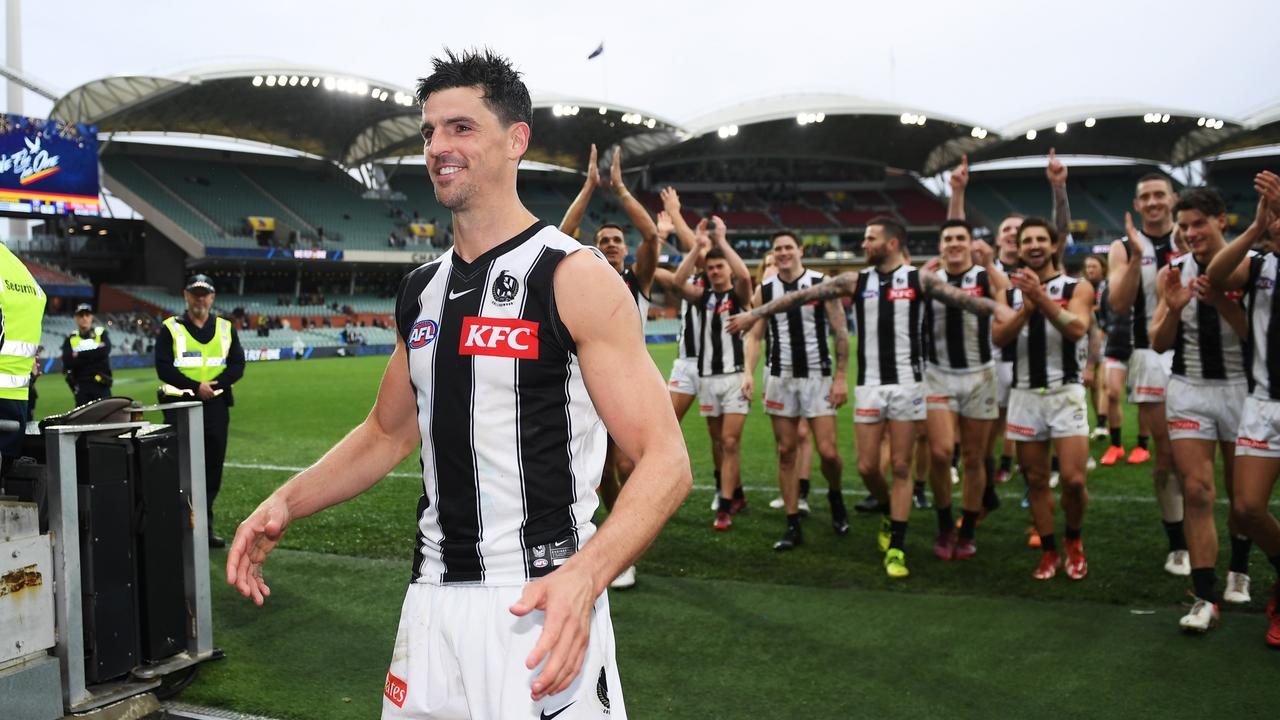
left=61, top=327, right=113, bottom=406
left=154, top=313, right=245, bottom=527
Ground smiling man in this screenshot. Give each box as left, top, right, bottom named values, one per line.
left=226, top=50, right=690, bottom=719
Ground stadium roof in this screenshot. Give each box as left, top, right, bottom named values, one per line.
left=48, top=64, right=683, bottom=168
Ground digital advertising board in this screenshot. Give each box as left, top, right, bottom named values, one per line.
left=0, top=114, right=100, bottom=217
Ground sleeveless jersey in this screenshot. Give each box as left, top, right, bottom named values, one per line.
left=676, top=273, right=708, bottom=360
left=1121, top=230, right=1175, bottom=350
left=852, top=264, right=924, bottom=386
left=1246, top=251, right=1280, bottom=400
left=1005, top=274, right=1086, bottom=388
left=1169, top=252, right=1246, bottom=383
left=395, top=222, right=607, bottom=586
left=620, top=266, right=651, bottom=322
left=760, top=269, right=830, bottom=378
left=924, top=264, right=993, bottom=372
left=697, top=285, right=748, bottom=376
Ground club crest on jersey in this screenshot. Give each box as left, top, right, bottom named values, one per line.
left=492, top=270, right=520, bottom=305
left=407, top=319, right=439, bottom=349
left=459, top=317, right=540, bottom=359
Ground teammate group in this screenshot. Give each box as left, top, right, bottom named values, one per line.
left=579, top=142, right=1280, bottom=644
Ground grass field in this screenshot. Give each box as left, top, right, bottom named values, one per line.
left=34, top=345, right=1280, bottom=718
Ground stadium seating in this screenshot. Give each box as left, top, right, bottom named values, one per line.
left=239, top=165, right=398, bottom=249
left=884, top=189, right=947, bottom=225
left=102, top=157, right=227, bottom=246
left=131, top=156, right=282, bottom=241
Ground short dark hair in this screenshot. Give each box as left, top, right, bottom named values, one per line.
left=594, top=223, right=625, bottom=242
left=1017, top=217, right=1058, bottom=245
left=867, top=216, right=907, bottom=244
left=1173, top=187, right=1227, bottom=218
left=771, top=231, right=800, bottom=247
left=414, top=48, right=532, bottom=128
left=706, top=247, right=727, bottom=261
left=940, top=219, right=973, bottom=237
left=1136, top=172, right=1174, bottom=195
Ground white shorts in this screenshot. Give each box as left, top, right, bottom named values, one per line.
left=1166, top=377, right=1246, bottom=443
left=699, top=373, right=750, bottom=417
left=1006, top=384, right=1090, bottom=441
left=854, top=382, right=925, bottom=424
left=384, top=583, right=625, bottom=720
left=925, top=366, right=999, bottom=420
left=996, top=361, right=1013, bottom=408
left=1104, top=356, right=1129, bottom=372
left=763, top=373, right=837, bottom=418
left=1128, top=348, right=1172, bottom=404
left=667, top=357, right=699, bottom=396
left=1236, top=396, right=1280, bottom=458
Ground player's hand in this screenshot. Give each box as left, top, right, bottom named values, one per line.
left=197, top=381, right=218, bottom=400
left=585, top=144, right=599, bottom=188
left=741, top=375, right=754, bottom=401
left=921, top=257, right=941, bottom=274
left=693, top=219, right=712, bottom=255
left=1046, top=147, right=1067, bottom=187
left=656, top=211, right=675, bottom=239
left=827, top=378, right=848, bottom=409
left=1251, top=192, right=1277, bottom=233
left=1124, top=211, right=1145, bottom=255
left=660, top=186, right=681, bottom=216
left=609, top=145, right=624, bottom=194
left=725, top=311, right=757, bottom=335
left=949, top=153, right=969, bottom=191
left=226, top=492, right=291, bottom=605
left=1083, top=364, right=1096, bottom=388
left=1011, top=268, right=1045, bottom=304
left=970, top=239, right=994, bottom=268
left=710, top=215, right=728, bottom=244
left=1193, top=274, right=1227, bottom=307
left=1162, top=266, right=1191, bottom=311
left=1255, top=170, right=1280, bottom=210
left=510, top=563, right=596, bottom=701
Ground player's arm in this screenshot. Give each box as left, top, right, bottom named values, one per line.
left=611, top=146, right=660, bottom=293
left=727, top=271, right=857, bottom=335
left=948, top=153, right=968, bottom=220
left=1047, top=147, right=1073, bottom=255
left=1107, top=213, right=1144, bottom=313
left=512, top=250, right=691, bottom=701
left=1149, top=265, right=1188, bottom=353
left=661, top=187, right=696, bottom=253
left=711, top=215, right=753, bottom=301
left=991, top=284, right=1025, bottom=348
left=1038, top=278, right=1093, bottom=343
left=920, top=271, right=1010, bottom=319
left=559, top=144, right=598, bottom=238
left=671, top=226, right=710, bottom=303
left=226, top=339, right=422, bottom=605
left=825, top=297, right=850, bottom=408
left=1207, top=178, right=1278, bottom=290
left=742, top=286, right=765, bottom=375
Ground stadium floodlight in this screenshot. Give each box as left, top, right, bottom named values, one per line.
left=97, top=229, right=107, bottom=236
left=1085, top=117, right=1096, bottom=128
left=552, top=104, right=564, bottom=117
left=1026, top=129, right=1037, bottom=140
left=1161, top=113, right=1170, bottom=123
left=289, top=76, right=299, bottom=86
left=797, top=113, right=809, bottom=125
left=278, top=75, right=288, bottom=86
left=729, top=125, right=738, bottom=136
left=324, top=76, right=336, bottom=90
left=645, top=118, right=656, bottom=128
left=571, top=106, right=580, bottom=116
left=916, top=115, right=926, bottom=126
left=1214, top=119, right=1224, bottom=129
left=1197, top=117, right=1206, bottom=126
left=598, top=106, right=608, bottom=115
left=265, top=75, right=277, bottom=87
left=371, top=87, right=381, bottom=98
left=356, top=81, right=369, bottom=96
left=815, top=112, right=825, bottom=123
left=900, top=113, right=913, bottom=124
left=1055, top=121, right=1068, bottom=134
left=380, top=91, right=389, bottom=101
left=252, top=76, right=263, bottom=87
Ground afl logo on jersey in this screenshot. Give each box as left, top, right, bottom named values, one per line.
left=492, top=270, right=520, bottom=305
left=407, top=319, right=439, bottom=349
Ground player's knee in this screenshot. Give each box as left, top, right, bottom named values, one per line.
left=1059, top=472, right=1086, bottom=494
left=1231, top=494, right=1268, bottom=529
left=929, top=445, right=952, bottom=471
left=720, top=433, right=741, bottom=454
left=1183, top=476, right=1216, bottom=513
left=890, top=459, right=912, bottom=481
left=816, top=440, right=840, bottom=463
left=856, top=457, right=878, bottom=479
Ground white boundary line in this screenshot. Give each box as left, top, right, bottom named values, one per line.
left=226, top=461, right=1273, bottom=506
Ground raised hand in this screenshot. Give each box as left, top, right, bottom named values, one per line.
left=971, top=239, right=994, bottom=268
left=1124, top=211, right=1145, bottom=255
left=610, top=145, right=624, bottom=193
left=1255, top=170, right=1280, bottom=210
left=1162, top=266, right=1192, bottom=311
left=660, top=187, right=681, bottom=216
left=656, top=211, right=675, bottom=239
left=950, top=153, right=969, bottom=192
left=710, top=215, right=728, bottom=244
left=586, top=144, right=599, bottom=188
left=1047, top=147, right=1067, bottom=187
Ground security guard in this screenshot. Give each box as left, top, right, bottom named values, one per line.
left=61, top=303, right=113, bottom=406
left=0, top=242, right=45, bottom=476
left=155, top=274, right=244, bottom=548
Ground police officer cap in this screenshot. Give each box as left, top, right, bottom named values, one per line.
left=185, top=274, right=216, bottom=294
left=74, top=303, right=93, bottom=315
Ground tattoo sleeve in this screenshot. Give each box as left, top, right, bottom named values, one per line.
left=825, top=298, right=849, bottom=377
left=921, top=272, right=999, bottom=316
left=1051, top=182, right=1072, bottom=245
left=749, top=272, right=855, bottom=320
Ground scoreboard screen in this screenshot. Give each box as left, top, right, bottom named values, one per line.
left=0, top=114, right=100, bottom=217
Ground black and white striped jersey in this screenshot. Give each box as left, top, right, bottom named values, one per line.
left=697, top=285, right=747, bottom=376
left=924, top=265, right=993, bottom=372
left=760, top=269, right=831, bottom=378
left=852, top=264, right=924, bottom=386
left=1121, top=230, right=1175, bottom=350
left=676, top=273, right=708, bottom=360
left=993, top=258, right=1017, bottom=362
left=1004, top=274, right=1086, bottom=388
left=1246, top=251, right=1280, bottom=400
left=1169, top=252, right=1247, bottom=384
left=620, top=266, right=651, bottom=322
left=395, top=221, right=606, bottom=586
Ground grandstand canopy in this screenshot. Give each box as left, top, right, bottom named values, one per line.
left=50, top=65, right=683, bottom=168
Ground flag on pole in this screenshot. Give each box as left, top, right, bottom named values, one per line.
left=587, top=42, right=605, bottom=60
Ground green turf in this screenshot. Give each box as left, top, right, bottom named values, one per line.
left=30, top=347, right=1280, bottom=718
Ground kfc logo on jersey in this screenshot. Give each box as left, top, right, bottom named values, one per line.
left=962, top=286, right=985, bottom=297
left=384, top=672, right=407, bottom=708
left=887, top=288, right=916, bottom=300
left=459, top=317, right=540, bottom=359
left=407, top=319, right=439, bottom=349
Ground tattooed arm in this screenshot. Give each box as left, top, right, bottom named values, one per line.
left=727, top=271, right=858, bottom=334
left=1047, top=148, right=1072, bottom=253
left=920, top=271, right=1003, bottom=316
left=824, top=298, right=850, bottom=407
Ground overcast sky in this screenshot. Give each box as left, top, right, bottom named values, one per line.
left=7, top=0, right=1279, bottom=132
